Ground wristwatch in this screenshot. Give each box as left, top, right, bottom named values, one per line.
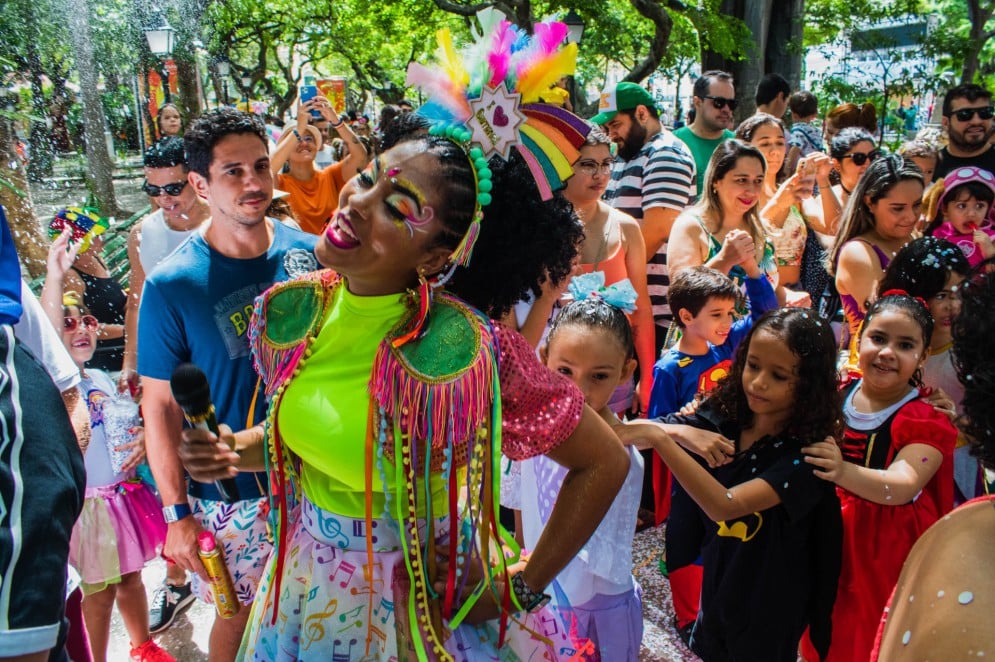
left=162, top=503, right=192, bottom=523
left=510, top=572, right=551, bottom=613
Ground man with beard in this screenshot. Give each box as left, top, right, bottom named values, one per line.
left=935, top=83, right=995, bottom=179
left=138, top=108, right=318, bottom=661
left=593, top=81, right=696, bottom=347
left=674, top=71, right=737, bottom=196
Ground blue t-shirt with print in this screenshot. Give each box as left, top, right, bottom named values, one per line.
left=138, top=220, right=318, bottom=500
left=648, top=275, right=777, bottom=418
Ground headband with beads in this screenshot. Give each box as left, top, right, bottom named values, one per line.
left=406, top=14, right=591, bottom=268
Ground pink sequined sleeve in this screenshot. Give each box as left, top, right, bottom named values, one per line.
left=494, top=323, right=585, bottom=461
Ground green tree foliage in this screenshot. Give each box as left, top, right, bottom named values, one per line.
left=925, top=0, right=995, bottom=86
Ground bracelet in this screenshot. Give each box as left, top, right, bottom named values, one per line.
left=330, top=119, right=345, bottom=128
left=292, top=129, right=301, bottom=141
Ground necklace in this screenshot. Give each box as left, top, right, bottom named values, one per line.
left=579, top=205, right=610, bottom=267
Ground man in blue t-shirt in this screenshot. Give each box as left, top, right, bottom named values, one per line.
left=138, top=108, right=318, bottom=660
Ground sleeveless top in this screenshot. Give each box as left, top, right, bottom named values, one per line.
left=696, top=215, right=778, bottom=288
left=71, top=266, right=127, bottom=372
left=838, top=238, right=892, bottom=339
left=580, top=208, right=628, bottom=283
left=763, top=205, right=808, bottom=267
left=138, top=208, right=195, bottom=275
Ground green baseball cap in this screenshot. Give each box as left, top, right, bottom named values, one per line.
left=591, top=82, right=657, bottom=124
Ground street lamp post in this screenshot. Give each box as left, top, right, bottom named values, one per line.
left=562, top=10, right=585, bottom=111
left=563, top=9, right=585, bottom=45
left=241, top=74, right=253, bottom=113
left=143, top=12, right=176, bottom=103
left=215, top=57, right=231, bottom=107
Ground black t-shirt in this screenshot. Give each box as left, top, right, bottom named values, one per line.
left=667, top=409, right=842, bottom=662
left=934, top=145, right=995, bottom=180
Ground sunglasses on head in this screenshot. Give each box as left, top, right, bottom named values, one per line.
left=951, top=105, right=994, bottom=122
left=64, top=315, right=99, bottom=333
left=841, top=150, right=882, bottom=166
left=704, top=95, right=739, bottom=111
left=142, top=180, right=188, bottom=197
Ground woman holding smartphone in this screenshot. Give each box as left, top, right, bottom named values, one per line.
left=270, top=97, right=369, bottom=235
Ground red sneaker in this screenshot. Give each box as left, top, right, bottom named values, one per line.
left=130, top=639, right=176, bottom=662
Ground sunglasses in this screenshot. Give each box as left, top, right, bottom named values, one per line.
left=951, top=106, right=994, bottom=122
left=703, top=95, right=739, bottom=111
left=575, top=160, right=614, bottom=177
left=64, top=315, right=99, bottom=333
left=142, top=180, right=188, bottom=197
left=841, top=150, right=882, bottom=166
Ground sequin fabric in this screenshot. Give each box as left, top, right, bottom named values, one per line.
left=494, top=323, right=585, bottom=461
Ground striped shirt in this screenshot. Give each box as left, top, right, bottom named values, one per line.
left=604, top=130, right=696, bottom=330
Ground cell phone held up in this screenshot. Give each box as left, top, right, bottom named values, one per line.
left=300, top=71, right=321, bottom=119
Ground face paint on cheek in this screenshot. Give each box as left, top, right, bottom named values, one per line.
left=388, top=195, right=434, bottom=238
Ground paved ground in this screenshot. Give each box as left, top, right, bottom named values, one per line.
left=108, top=523, right=698, bottom=661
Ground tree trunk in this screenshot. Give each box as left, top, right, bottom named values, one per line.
left=175, top=53, right=203, bottom=122
left=25, top=5, right=54, bottom=181
left=962, top=0, right=995, bottom=83
left=703, top=0, right=805, bottom=123
left=67, top=0, right=121, bottom=218
left=0, top=115, right=48, bottom=279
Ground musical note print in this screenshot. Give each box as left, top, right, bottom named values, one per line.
left=331, top=637, right=358, bottom=662
left=330, top=560, right=357, bottom=588
left=337, top=605, right=363, bottom=632
left=301, top=599, right=339, bottom=651
left=373, top=596, right=394, bottom=624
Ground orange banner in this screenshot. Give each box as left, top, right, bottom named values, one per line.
left=317, top=77, right=347, bottom=115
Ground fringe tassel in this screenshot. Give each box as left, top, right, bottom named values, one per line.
left=450, top=217, right=481, bottom=268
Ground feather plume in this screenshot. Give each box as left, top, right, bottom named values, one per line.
left=405, top=63, right=471, bottom=121
left=515, top=43, right=577, bottom=102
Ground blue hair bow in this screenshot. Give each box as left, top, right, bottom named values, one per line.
left=567, top=271, right=638, bottom=314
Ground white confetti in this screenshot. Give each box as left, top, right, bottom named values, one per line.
left=938, top=590, right=945, bottom=598
left=902, top=630, right=911, bottom=645
left=959, top=591, right=974, bottom=605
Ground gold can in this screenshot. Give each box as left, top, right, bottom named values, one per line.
left=197, top=532, right=240, bottom=618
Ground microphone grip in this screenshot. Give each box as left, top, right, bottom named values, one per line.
left=187, top=411, right=241, bottom=504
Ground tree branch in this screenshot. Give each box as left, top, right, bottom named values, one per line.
left=625, top=0, right=674, bottom=83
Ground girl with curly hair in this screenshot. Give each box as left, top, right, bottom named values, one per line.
left=621, top=308, right=845, bottom=661
left=802, top=291, right=958, bottom=661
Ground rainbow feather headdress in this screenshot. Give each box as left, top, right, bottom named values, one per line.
left=406, top=13, right=591, bottom=267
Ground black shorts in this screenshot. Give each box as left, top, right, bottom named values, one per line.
left=0, top=326, right=85, bottom=656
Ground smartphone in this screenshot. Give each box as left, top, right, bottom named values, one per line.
left=300, top=82, right=321, bottom=119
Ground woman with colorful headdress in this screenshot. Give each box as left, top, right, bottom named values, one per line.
left=43, top=207, right=127, bottom=372
left=178, top=18, right=630, bottom=661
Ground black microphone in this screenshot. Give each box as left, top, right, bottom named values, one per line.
left=170, top=363, right=240, bottom=503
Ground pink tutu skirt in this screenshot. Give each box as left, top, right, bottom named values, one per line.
left=69, top=477, right=166, bottom=594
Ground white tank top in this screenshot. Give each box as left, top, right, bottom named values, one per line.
left=138, top=208, right=196, bottom=275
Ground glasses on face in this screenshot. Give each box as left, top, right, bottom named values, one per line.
left=704, top=95, right=739, bottom=111
left=574, top=159, right=614, bottom=177
left=951, top=105, right=994, bottom=122
left=841, top=150, right=882, bottom=166
left=64, top=315, right=99, bottom=333
left=142, top=180, right=188, bottom=197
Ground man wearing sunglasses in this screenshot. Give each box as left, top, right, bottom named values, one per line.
left=674, top=70, right=737, bottom=195
left=122, top=138, right=209, bottom=394
left=936, top=83, right=995, bottom=180
left=121, top=136, right=211, bottom=634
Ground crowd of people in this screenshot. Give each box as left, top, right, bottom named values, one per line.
left=2, top=18, right=995, bottom=662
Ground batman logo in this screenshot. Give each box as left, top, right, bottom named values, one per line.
left=716, top=512, right=763, bottom=542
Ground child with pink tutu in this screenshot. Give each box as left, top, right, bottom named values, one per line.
left=59, top=289, right=173, bottom=662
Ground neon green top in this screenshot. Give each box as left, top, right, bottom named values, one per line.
left=278, top=284, right=447, bottom=517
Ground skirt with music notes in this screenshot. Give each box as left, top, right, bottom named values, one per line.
left=240, top=496, right=583, bottom=661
